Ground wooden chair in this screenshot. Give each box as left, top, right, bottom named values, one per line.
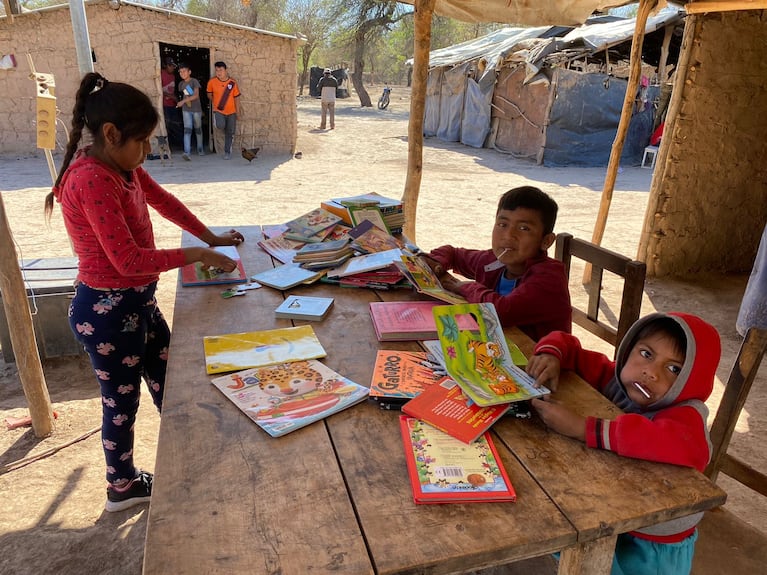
left=704, top=327, right=767, bottom=492
left=692, top=327, right=767, bottom=575
left=554, top=233, right=646, bottom=351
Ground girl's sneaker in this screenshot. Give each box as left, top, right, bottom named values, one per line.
left=106, top=471, right=153, bottom=512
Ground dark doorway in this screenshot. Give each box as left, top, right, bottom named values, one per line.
left=160, top=43, right=211, bottom=151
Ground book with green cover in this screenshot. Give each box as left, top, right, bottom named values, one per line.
left=432, top=302, right=548, bottom=406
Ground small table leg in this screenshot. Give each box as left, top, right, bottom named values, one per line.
left=558, top=535, right=617, bottom=575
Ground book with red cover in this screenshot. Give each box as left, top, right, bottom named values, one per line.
left=369, top=300, right=478, bottom=341
left=369, top=350, right=444, bottom=401
left=399, top=415, right=516, bottom=504
left=180, top=245, right=247, bottom=286
left=401, top=378, right=510, bottom=444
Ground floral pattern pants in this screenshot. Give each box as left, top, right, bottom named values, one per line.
left=69, top=282, right=168, bottom=484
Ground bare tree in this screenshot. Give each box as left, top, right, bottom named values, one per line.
left=278, top=0, right=339, bottom=95
left=341, top=1, right=410, bottom=107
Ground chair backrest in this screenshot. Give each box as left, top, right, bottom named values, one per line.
left=705, top=327, right=767, bottom=496
left=555, top=233, right=647, bottom=351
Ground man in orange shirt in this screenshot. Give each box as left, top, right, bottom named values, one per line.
left=206, top=61, right=241, bottom=160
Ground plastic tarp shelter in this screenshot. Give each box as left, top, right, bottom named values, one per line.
left=414, top=4, right=680, bottom=164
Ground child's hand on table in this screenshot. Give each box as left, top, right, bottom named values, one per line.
left=526, top=353, right=561, bottom=391
left=531, top=398, right=586, bottom=442
left=207, top=229, right=244, bottom=246
left=439, top=273, right=470, bottom=294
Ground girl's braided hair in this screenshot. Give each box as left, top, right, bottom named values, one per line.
left=45, top=73, right=159, bottom=218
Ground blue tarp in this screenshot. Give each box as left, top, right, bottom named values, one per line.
left=543, top=72, right=659, bottom=167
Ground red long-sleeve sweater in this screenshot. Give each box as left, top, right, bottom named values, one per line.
left=53, top=154, right=207, bottom=289
left=428, top=245, right=571, bottom=341
left=533, top=312, right=721, bottom=542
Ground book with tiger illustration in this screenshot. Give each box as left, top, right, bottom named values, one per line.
left=433, top=303, right=548, bottom=407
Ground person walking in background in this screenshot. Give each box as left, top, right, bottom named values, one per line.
left=317, top=68, right=338, bottom=130
left=176, top=62, right=205, bottom=161
left=206, top=61, right=240, bottom=159
left=44, top=72, right=244, bottom=512
left=160, top=58, right=182, bottom=148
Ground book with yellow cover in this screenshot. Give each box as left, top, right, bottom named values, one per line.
left=203, top=325, right=327, bottom=374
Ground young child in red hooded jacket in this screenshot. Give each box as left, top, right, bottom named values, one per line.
left=526, top=312, right=721, bottom=575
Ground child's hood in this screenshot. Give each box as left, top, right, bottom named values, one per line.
left=614, top=312, right=721, bottom=408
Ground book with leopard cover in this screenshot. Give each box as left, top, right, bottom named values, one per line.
left=432, top=302, right=549, bottom=407
left=211, top=360, right=369, bottom=438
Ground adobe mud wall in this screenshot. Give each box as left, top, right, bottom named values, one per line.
left=0, top=1, right=299, bottom=154
left=639, top=10, right=767, bottom=277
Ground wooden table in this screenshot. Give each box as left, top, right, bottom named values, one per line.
left=143, top=226, right=726, bottom=575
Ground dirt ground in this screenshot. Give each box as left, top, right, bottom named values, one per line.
left=0, top=86, right=764, bottom=575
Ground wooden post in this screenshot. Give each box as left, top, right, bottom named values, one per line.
left=637, top=14, right=698, bottom=274
left=402, top=0, right=436, bottom=243
left=657, top=23, right=673, bottom=86
left=583, top=0, right=657, bottom=284
left=0, top=196, right=55, bottom=438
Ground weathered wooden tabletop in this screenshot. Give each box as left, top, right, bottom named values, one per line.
left=143, top=226, right=726, bottom=575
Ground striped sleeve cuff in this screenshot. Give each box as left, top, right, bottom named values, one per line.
left=533, top=343, right=563, bottom=361
left=585, top=417, right=613, bottom=451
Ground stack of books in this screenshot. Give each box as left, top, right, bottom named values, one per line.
left=293, top=238, right=355, bottom=270
left=284, top=208, right=345, bottom=243
left=320, top=193, right=405, bottom=235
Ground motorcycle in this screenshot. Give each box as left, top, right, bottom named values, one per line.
left=377, top=86, right=392, bottom=110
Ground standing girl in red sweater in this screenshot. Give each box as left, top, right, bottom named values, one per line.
left=44, top=73, right=244, bottom=512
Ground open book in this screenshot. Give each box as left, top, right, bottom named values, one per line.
left=433, top=303, right=548, bottom=406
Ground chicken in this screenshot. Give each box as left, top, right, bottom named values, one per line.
left=241, top=147, right=260, bottom=162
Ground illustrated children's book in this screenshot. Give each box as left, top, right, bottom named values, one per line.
left=180, top=245, right=247, bottom=286
left=433, top=303, right=548, bottom=407
left=369, top=300, right=478, bottom=341
left=369, top=350, right=444, bottom=404
left=399, top=416, right=516, bottom=504
left=275, top=295, right=334, bottom=321
left=422, top=337, right=529, bottom=369
left=395, top=254, right=467, bottom=305
left=203, top=324, right=327, bottom=374
left=402, top=378, right=510, bottom=444
left=257, top=234, right=305, bottom=264
left=250, top=262, right=323, bottom=291
left=326, top=248, right=403, bottom=278
left=348, top=220, right=403, bottom=254
left=348, top=205, right=390, bottom=233
left=211, top=360, right=369, bottom=437
left=284, top=208, right=343, bottom=241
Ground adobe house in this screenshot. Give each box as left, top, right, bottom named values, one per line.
left=0, top=0, right=301, bottom=155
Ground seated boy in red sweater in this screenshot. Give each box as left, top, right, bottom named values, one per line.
left=526, top=312, right=721, bottom=575
left=421, top=186, right=571, bottom=341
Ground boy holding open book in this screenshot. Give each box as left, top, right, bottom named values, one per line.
left=420, top=186, right=571, bottom=341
